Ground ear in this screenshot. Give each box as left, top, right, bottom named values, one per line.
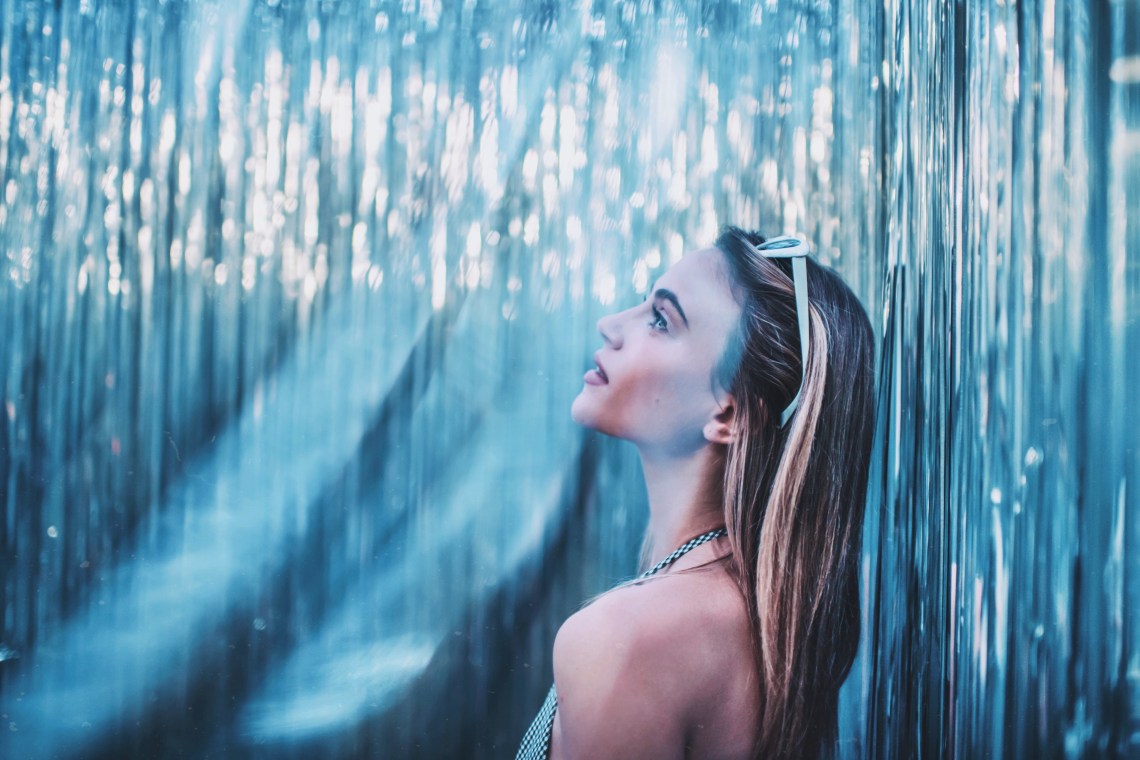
left=703, top=396, right=739, bottom=445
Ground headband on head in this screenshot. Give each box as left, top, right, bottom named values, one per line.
left=751, top=236, right=811, bottom=427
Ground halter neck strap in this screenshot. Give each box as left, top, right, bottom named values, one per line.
left=640, top=528, right=728, bottom=578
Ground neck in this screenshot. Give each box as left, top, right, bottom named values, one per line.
left=638, top=444, right=726, bottom=562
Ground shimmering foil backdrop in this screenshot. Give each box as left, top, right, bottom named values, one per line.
left=0, top=0, right=1136, bottom=757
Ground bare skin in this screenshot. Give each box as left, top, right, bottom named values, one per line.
left=554, top=248, right=761, bottom=759
left=548, top=547, right=760, bottom=760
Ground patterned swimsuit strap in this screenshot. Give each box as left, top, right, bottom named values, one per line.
left=640, top=527, right=728, bottom=578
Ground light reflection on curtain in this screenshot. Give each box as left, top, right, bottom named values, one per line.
left=0, top=1, right=1136, bottom=757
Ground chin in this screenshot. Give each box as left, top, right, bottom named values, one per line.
left=570, top=391, right=605, bottom=431
left=569, top=393, right=592, bottom=427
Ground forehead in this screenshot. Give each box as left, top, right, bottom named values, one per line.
left=655, top=247, right=741, bottom=333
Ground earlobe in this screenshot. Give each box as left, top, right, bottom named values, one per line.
left=703, top=399, right=738, bottom=445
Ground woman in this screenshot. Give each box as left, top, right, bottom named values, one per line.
left=517, top=226, right=876, bottom=760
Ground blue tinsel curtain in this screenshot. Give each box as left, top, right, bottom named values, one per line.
left=1, top=1, right=1137, bottom=757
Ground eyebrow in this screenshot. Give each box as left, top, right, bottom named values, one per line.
left=653, top=288, right=689, bottom=327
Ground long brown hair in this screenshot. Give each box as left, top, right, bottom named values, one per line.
left=714, top=226, right=876, bottom=759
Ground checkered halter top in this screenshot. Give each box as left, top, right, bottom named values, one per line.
left=514, top=528, right=728, bottom=760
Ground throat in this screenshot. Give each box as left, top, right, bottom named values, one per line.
left=638, top=446, right=727, bottom=566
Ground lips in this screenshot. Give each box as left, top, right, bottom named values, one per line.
left=583, top=352, right=609, bottom=386
left=592, top=353, right=609, bottom=383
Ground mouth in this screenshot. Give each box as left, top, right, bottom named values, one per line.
left=593, top=353, right=610, bottom=382
left=584, top=352, right=609, bottom=385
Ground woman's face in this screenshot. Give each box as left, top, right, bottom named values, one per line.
left=570, top=247, right=742, bottom=456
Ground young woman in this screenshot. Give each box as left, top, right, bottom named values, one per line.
left=516, top=226, right=876, bottom=760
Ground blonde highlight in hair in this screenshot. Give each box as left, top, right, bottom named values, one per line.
left=716, top=227, right=875, bottom=759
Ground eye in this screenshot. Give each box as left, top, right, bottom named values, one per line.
left=648, top=305, right=669, bottom=332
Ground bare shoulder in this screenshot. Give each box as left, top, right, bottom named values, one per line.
left=550, top=566, right=757, bottom=760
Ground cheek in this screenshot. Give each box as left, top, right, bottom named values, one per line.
left=569, top=364, right=649, bottom=437
left=570, top=341, right=720, bottom=443
left=649, top=371, right=715, bottom=432
left=604, top=364, right=710, bottom=437
left=623, top=355, right=706, bottom=407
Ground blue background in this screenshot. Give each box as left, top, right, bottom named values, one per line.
left=1, top=0, right=1137, bottom=757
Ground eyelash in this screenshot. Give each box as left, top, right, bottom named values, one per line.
left=648, top=305, right=669, bottom=332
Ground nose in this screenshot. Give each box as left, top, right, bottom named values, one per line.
left=597, top=310, right=622, bottom=349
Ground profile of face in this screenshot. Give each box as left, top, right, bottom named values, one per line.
left=570, top=247, right=743, bottom=457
